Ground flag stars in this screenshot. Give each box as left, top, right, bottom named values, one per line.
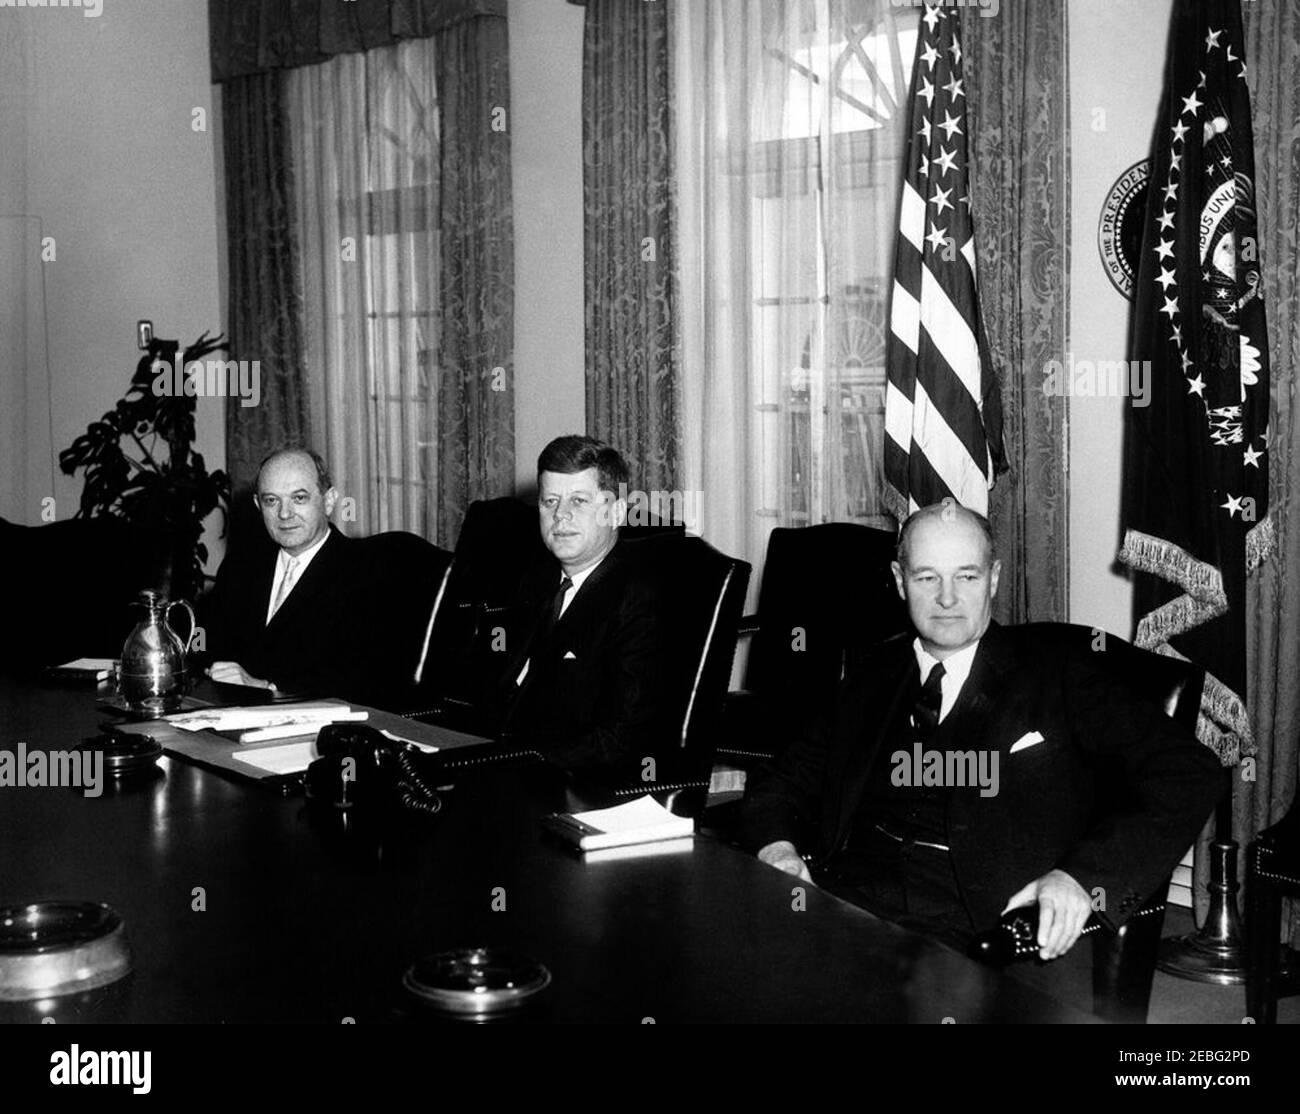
left=1156, top=265, right=1176, bottom=289
left=918, top=76, right=936, bottom=108
left=1220, top=156, right=1233, bottom=171
left=1205, top=28, right=1223, bottom=52
left=1155, top=239, right=1175, bottom=261
left=1243, top=445, right=1264, bottom=468
left=921, top=42, right=940, bottom=69
left=922, top=4, right=942, bottom=31
left=1187, top=373, right=1206, bottom=396
left=1172, top=120, right=1189, bottom=143
left=930, top=184, right=954, bottom=216
left=1160, top=296, right=1179, bottom=319
left=1181, top=350, right=1194, bottom=373
left=1158, top=210, right=1175, bottom=233
left=924, top=221, right=950, bottom=254
left=938, top=111, right=963, bottom=140
left=948, top=37, right=962, bottom=66
left=1227, top=45, right=1238, bottom=63
left=1221, top=494, right=1243, bottom=518
left=1197, top=70, right=1207, bottom=89
left=1170, top=152, right=1182, bottom=172
left=943, top=75, right=964, bottom=102
left=919, top=116, right=932, bottom=143
left=933, top=145, right=958, bottom=177
left=1181, top=90, right=1203, bottom=116
left=1172, top=323, right=1184, bottom=345
left=1164, top=180, right=1179, bottom=203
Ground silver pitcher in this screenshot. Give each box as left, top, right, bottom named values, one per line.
left=118, top=589, right=195, bottom=716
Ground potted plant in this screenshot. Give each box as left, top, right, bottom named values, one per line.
left=59, top=332, right=231, bottom=604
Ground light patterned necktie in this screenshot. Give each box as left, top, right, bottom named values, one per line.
left=268, top=555, right=301, bottom=621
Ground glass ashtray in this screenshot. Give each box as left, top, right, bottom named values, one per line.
left=0, top=901, right=132, bottom=1001
left=402, top=947, right=551, bottom=1018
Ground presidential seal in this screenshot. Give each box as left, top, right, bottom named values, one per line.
left=1098, top=159, right=1150, bottom=300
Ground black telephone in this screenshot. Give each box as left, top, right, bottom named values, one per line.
left=304, top=723, right=442, bottom=816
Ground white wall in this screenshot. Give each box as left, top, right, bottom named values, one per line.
left=508, top=0, right=587, bottom=494
left=1066, top=0, right=1173, bottom=636
left=0, top=0, right=224, bottom=564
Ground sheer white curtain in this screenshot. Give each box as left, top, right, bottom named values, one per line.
left=673, top=0, right=918, bottom=582
left=289, top=38, right=441, bottom=540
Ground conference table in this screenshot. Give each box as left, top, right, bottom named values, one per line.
left=0, top=677, right=1096, bottom=1024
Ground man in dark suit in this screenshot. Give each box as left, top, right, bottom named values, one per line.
left=738, top=498, right=1221, bottom=960
left=201, top=447, right=371, bottom=702
left=496, top=435, right=672, bottom=773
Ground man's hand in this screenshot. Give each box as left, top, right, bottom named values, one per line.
left=207, top=661, right=275, bottom=690
left=1002, top=869, right=1091, bottom=960
left=757, top=840, right=812, bottom=884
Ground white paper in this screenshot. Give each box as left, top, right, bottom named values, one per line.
left=230, top=741, right=319, bottom=775
left=165, top=702, right=359, bottom=734
left=56, top=657, right=117, bottom=671
left=573, top=794, right=689, bottom=834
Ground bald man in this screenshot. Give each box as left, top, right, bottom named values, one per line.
left=200, top=447, right=372, bottom=701
left=737, top=499, right=1220, bottom=962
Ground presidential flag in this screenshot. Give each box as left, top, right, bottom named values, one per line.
left=1118, top=0, right=1271, bottom=762
left=883, top=1, right=1004, bottom=520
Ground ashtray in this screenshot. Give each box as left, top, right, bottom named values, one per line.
left=402, top=947, right=551, bottom=1019
left=77, top=735, right=164, bottom=780
left=0, top=901, right=132, bottom=1001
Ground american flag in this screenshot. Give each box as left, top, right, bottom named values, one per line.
left=883, top=2, right=1003, bottom=520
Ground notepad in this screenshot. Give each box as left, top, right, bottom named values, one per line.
left=541, top=794, right=695, bottom=852
left=47, top=658, right=115, bottom=682
left=165, top=703, right=365, bottom=735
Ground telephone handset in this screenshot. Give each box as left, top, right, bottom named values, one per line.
left=305, top=723, right=442, bottom=816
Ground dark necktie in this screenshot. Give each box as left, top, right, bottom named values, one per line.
left=912, top=661, right=946, bottom=741
left=535, top=575, right=574, bottom=648
left=550, top=575, right=574, bottom=625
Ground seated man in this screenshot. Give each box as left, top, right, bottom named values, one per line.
left=200, top=447, right=374, bottom=703
left=737, top=498, right=1221, bottom=961
left=495, top=435, right=673, bottom=773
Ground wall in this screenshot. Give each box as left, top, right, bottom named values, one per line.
left=508, top=0, right=587, bottom=494
left=0, top=0, right=225, bottom=566
left=1066, top=0, right=1173, bottom=636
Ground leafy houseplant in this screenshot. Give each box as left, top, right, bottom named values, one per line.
left=59, top=332, right=231, bottom=604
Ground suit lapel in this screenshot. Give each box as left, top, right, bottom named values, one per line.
left=265, top=530, right=344, bottom=631
left=827, top=638, right=917, bottom=843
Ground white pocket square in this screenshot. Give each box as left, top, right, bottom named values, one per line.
left=563, top=651, right=578, bottom=660
left=1009, top=731, right=1045, bottom=754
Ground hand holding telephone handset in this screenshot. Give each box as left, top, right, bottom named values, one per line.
left=305, top=723, right=442, bottom=816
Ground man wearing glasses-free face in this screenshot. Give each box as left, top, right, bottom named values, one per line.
left=200, top=447, right=372, bottom=702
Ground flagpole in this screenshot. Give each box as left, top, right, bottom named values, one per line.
left=1156, top=777, right=1247, bottom=985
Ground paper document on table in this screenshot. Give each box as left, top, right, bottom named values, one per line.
left=230, top=741, right=319, bottom=775
left=164, top=702, right=364, bottom=734
left=541, top=794, right=695, bottom=852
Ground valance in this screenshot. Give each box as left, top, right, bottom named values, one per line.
left=209, top=0, right=506, bottom=82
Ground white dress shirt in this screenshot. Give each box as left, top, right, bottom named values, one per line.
left=265, top=529, right=331, bottom=624
left=515, top=553, right=610, bottom=685
left=912, top=636, right=982, bottom=724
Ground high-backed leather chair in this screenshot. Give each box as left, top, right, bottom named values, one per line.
left=602, top=533, right=750, bottom=803
left=719, top=522, right=907, bottom=767
left=1018, top=622, right=1208, bottom=1024
left=0, top=514, right=170, bottom=673
left=351, top=530, right=452, bottom=710
left=1246, top=797, right=1300, bottom=1023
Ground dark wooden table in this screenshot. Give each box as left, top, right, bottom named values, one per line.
left=0, top=678, right=1096, bottom=1023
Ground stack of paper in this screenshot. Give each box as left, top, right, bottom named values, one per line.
left=541, top=795, right=695, bottom=853
left=165, top=702, right=367, bottom=742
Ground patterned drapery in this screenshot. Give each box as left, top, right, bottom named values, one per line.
left=222, top=71, right=311, bottom=521
left=209, top=0, right=506, bottom=82
left=582, top=0, right=679, bottom=492
left=959, top=1, right=1069, bottom=625
left=1235, top=0, right=1300, bottom=947
left=435, top=16, right=516, bottom=542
